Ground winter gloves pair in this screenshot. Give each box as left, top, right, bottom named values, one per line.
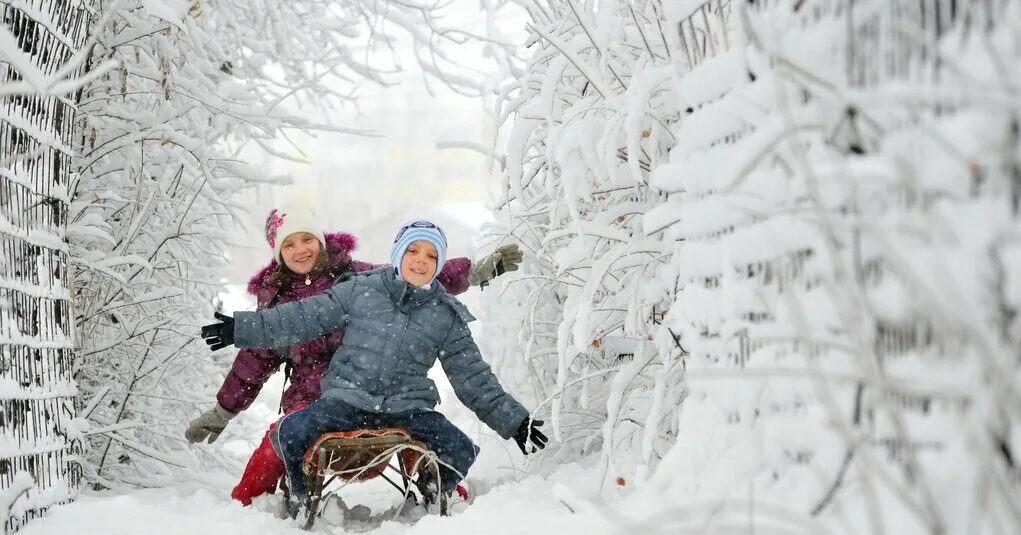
left=513, top=417, right=548, bottom=455
left=187, top=315, right=238, bottom=444
left=189, top=312, right=238, bottom=443
left=469, top=244, right=523, bottom=288
left=185, top=405, right=236, bottom=444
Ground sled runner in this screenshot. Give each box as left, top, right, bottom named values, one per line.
left=285, top=427, right=450, bottom=529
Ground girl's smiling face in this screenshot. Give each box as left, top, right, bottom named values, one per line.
left=280, top=232, right=321, bottom=274
left=401, top=240, right=438, bottom=287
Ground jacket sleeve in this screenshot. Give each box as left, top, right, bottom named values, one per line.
left=437, top=257, right=471, bottom=296
left=438, top=318, right=528, bottom=439
left=350, top=260, right=378, bottom=272
left=216, top=347, right=284, bottom=414
left=234, top=280, right=354, bottom=348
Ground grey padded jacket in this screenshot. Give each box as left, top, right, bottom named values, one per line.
left=233, top=267, right=529, bottom=439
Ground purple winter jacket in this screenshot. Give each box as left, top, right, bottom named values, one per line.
left=216, top=232, right=471, bottom=415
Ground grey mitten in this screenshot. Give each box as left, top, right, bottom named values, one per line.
left=184, top=405, right=235, bottom=444
left=469, top=244, right=523, bottom=287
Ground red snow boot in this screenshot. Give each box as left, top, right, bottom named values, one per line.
left=231, top=426, right=286, bottom=506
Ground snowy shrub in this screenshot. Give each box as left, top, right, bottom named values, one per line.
left=644, top=1, right=1020, bottom=532
left=70, top=0, right=294, bottom=489
left=480, top=0, right=682, bottom=483
left=487, top=0, right=1021, bottom=532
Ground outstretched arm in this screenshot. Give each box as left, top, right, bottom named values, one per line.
left=233, top=281, right=354, bottom=348
left=438, top=320, right=529, bottom=439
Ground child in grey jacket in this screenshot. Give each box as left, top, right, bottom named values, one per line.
left=201, top=219, right=547, bottom=506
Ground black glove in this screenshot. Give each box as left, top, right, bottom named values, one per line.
left=201, top=311, right=235, bottom=351
left=512, top=418, right=548, bottom=455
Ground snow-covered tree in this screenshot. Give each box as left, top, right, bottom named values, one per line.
left=484, top=0, right=1021, bottom=532
left=479, top=0, right=680, bottom=479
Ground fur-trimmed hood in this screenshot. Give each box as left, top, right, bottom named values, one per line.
left=246, top=232, right=357, bottom=297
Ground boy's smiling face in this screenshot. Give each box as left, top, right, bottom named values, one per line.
left=401, top=240, right=438, bottom=287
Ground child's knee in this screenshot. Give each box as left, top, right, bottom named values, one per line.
left=276, top=418, right=308, bottom=457
left=450, top=429, right=477, bottom=466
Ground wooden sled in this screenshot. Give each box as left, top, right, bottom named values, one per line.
left=284, top=427, right=448, bottom=529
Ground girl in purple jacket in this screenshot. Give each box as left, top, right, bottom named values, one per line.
left=184, top=206, right=521, bottom=505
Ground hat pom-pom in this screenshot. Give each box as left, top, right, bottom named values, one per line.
left=265, top=209, right=286, bottom=248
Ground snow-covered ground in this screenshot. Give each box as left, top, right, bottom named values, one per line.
left=17, top=316, right=616, bottom=535
left=17, top=467, right=608, bottom=535
left=20, top=387, right=614, bottom=535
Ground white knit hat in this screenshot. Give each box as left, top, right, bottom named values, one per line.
left=265, top=205, right=326, bottom=262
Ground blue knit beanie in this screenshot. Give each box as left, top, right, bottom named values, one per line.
left=391, top=219, right=447, bottom=285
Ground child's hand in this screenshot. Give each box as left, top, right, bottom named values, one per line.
left=184, top=405, right=235, bottom=444
left=470, top=244, right=523, bottom=287
left=201, top=311, right=235, bottom=351
left=513, top=418, right=548, bottom=454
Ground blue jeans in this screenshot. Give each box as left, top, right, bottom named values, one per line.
left=272, top=397, right=476, bottom=499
